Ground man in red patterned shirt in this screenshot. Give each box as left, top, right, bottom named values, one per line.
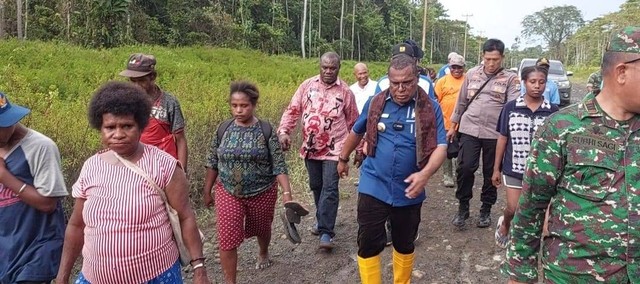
left=278, top=52, right=359, bottom=251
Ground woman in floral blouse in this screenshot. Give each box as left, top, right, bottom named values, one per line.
left=203, top=81, right=299, bottom=284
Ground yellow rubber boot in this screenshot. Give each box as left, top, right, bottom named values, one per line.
left=392, top=250, right=415, bottom=284
left=357, top=255, right=382, bottom=284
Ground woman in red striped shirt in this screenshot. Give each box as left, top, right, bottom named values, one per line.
left=56, top=82, right=211, bottom=284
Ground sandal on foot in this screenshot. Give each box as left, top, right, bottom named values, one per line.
left=256, top=259, right=273, bottom=270
left=495, top=215, right=509, bottom=249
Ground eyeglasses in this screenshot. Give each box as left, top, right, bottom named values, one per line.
left=624, top=57, right=640, bottom=65
left=389, top=78, right=416, bottom=89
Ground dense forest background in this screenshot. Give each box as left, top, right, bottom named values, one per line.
left=0, top=0, right=638, bottom=66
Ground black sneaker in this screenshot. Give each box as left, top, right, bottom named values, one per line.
left=452, top=211, right=470, bottom=228
left=477, top=211, right=492, bottom=228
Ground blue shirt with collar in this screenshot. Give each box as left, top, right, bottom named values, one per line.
left=374, top=74, right=437, bottom=101
left=520, top=79, right=560, bottom=105
left=353, top=91, right=447, bottom=207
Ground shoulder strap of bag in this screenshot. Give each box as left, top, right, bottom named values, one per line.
left=217, top=118, right=274, bottom=165
left=112, top=151, right=168, bottom=203
left=459, top=67, right=504, bottom=117
left=258, top=119, right=273, bottom=165
left=216, top=118, right=235, bottom=145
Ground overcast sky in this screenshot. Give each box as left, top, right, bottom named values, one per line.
left=440, top=0, right=626, bottom=48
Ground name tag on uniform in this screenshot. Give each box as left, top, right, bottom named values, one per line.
left=381, top=113, right=390, bottom=118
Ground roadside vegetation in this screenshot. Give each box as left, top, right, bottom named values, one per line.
left=0, top=40, right=591, bottom=213
left=0, top=40, right=393, bottom=210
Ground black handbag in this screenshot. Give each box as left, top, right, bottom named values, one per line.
left=447, top=68, right=503, bottom=159
left=447, top=134, right=460, bottom=159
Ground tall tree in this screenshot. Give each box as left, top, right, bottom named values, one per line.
left=339, top=0, right=343, bottom=56
left=16, top=0, right=22, bottom=39
left=350, top=0, right=354, bottom=59
left=0, top=0, right=5, bottom=38
left=301, top=0, right=307, bottom=58
left=521, top=5, right=584, bottom=59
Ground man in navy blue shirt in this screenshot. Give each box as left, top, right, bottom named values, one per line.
left=338, top=53, right=447, bottom=284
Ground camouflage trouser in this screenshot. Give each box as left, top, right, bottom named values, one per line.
left=543, top=259, right=631, bottom=283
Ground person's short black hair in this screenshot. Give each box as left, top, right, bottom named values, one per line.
left=88, top=81, right=152, bottom=130
left=521, top=66, right=548, bottom=81
left=389, top=54, right=418, bottom=76
left=483, top=39, right=505, bottom=55
left=230, top=81, right=260, bottom=105
left=320, top=52, right=341, bottom=64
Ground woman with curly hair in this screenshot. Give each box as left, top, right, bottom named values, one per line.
left=56, top=81, right=210, bottom=284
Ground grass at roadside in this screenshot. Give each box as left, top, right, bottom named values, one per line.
left=4, top=39, right=593, bottom=211
left=0, top=40, right=396, bottom=212
left=567, top=65, right=598, bottom=83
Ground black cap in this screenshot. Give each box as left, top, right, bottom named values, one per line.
left=392, top=43, right=415, bottom=57
left=404, top=39, right=424, bottom=60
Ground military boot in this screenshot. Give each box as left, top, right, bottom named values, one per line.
left=477, top=205, right=492, bottom=228
left=452, top=203, right=470, bottom=228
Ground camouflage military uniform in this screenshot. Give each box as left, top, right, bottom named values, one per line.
left=501, top=92, right=640, bottom=282
left=503, top=26, right=640, bottom=283
left=587, top=70, right=602, bottom=94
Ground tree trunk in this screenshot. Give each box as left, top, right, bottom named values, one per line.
left=339, top=0, right=344, bottom=57
left=301, top=0, right=307, bottom=58
left=0, top=0, right=5, bottom=38
left=421, top=0, right=427, bottom=52
left=430, top=25, right=434, bottom=63
left=308, top=0, right=312, bottom=55
left=350, top=0, right=355, bottom=60
left=409, top=7, right=412, bottom=39
left=65, top=0, right=71, bottom=41
left=317, top=0, right=321, bottom=57
left=23, top=0, right=27, bottom=39
left=357, top=31, right=360, bottom=61
left=16, top=0, right=22, bottom=39
left=126, top=5, right=131, bottom=43
left=285, top=0, right=289, bottom=28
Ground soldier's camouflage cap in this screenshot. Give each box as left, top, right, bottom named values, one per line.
left=607, top=26, right=640, bottom=53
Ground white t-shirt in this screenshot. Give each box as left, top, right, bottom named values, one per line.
left=350, top=79, right=378, bottom=114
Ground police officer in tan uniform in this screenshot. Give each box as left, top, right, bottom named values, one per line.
left=448, top=38, right=520, bottom=229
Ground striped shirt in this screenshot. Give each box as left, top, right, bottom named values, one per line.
left=72, top=145, right=179, bottom=284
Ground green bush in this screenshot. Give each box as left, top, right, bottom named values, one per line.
left=0, top=40, right=389, bottom=209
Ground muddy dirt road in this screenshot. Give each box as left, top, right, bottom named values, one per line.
left=189, top=81, right=590, bottom=284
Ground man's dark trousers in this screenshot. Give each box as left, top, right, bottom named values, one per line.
left=455, top=133, right=497, bottom=212
left=305, top=159, right=339, bottom=237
